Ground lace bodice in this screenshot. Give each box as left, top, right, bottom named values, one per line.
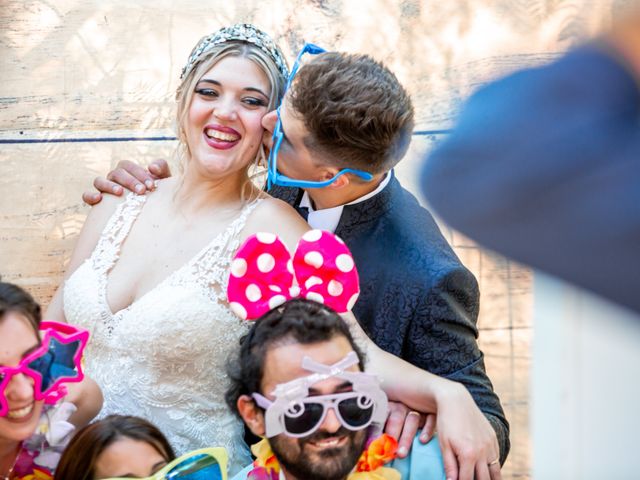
left=64, top=193, right=260, bottom=474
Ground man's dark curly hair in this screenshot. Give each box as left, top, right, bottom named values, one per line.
left=225, top=299, right=366, bottom=417
left=288, top=52, right=414, bottom=175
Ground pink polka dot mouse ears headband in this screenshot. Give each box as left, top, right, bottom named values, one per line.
left=227, top=230, right=360, bottom=320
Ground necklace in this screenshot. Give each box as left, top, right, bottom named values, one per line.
left=0, top=444, right=20, bottom=480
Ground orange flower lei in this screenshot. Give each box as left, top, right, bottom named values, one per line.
left=248, top=434, right=400, bottom=480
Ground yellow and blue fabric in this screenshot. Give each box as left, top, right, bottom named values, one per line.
left=390, top=435, right=445, bottom=480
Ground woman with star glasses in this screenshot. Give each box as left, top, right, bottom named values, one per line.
left=0, top=282, right=102, bottom=479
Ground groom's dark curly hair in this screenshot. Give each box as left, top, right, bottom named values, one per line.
left=224, top=298, right=366, bottom=417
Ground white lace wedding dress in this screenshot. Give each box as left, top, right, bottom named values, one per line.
left=64, top=193, right=259, bottom=474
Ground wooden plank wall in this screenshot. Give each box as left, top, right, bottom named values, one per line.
left=0, top=1, right=630, bottom=477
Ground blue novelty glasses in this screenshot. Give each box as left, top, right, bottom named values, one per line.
left=266, top=43, right=374, bottom=190
left=104, top=447, right=227, bottom=480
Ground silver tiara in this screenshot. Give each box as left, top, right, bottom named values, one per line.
left=180, top=23, right=289, bottom=80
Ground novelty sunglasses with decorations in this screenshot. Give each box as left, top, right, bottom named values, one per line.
left=104, top=447, right=227, bottom=480
left=228, top=231, right=387, bottom=437
left=252, top=351, right=389, bottom=438
left=266, top=42, right=374, bottom=190
left=0, top=321, right=89, bottom=417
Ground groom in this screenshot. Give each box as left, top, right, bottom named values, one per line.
left=85, top=49, right=508, bottom=473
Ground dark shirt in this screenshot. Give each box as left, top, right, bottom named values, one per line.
left=269, top=173, right=510, bottom=462
left=422, top=44, right=640, bottom=315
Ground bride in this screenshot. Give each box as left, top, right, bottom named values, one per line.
left=46, top=24, right=303, bottom=473
left=46, top=24, right=498, bottom=477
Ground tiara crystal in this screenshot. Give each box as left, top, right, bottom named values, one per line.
left=180, top=23, right=289, bottom=80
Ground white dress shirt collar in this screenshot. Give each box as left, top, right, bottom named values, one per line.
left=299, top=172, right=392, bottom=232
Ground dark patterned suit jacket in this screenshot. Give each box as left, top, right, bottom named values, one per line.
left=269, top=173, right=510, bottom=462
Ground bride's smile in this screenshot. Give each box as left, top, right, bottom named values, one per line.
left=185, top=55, right=270, bottom=181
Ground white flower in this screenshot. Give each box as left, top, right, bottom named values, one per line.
left=33, top=450, right=62, bottom=470
left=30, top=402, right=78, bottom=470
left=43, top=401, right=77, bottom=446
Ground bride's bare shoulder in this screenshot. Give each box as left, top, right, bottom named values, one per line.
left=254, top=195, right=298, bottom=216
left=243, top=196, right=310, bottom=249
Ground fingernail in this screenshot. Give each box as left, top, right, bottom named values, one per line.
left=420, top=434, right=429, bottom=443
left=112, top=186, right=122, bottom=194
left=134, top=184, right=144, bottom=194
left=154, top=180, right=159, bottom=188
left=145, top=180, right=154, bottom=189
left=398, top=446, right=407, bottom=457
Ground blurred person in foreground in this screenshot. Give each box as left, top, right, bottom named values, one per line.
left=422, top=14, right=640, bottom=314
left=421, top=13, right=640, bottom=479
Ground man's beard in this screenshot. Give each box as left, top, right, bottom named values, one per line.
left=270, top=427, right=368, bottom=480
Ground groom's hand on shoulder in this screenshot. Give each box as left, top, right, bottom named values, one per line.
left=82, top=159, right=172, bottom=205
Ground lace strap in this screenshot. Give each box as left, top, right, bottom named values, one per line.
left=186, top=199, right=263, bottom=290
left=223, top=198, right=264, bottom=255
left=90, top=193, right=147, bottom=274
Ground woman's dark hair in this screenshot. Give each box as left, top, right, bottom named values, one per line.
left=225, top=298, right=366, bottom=416
left=55, top=415, right=176, bottom=480
left=0, top=281, right=41, bottom=333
